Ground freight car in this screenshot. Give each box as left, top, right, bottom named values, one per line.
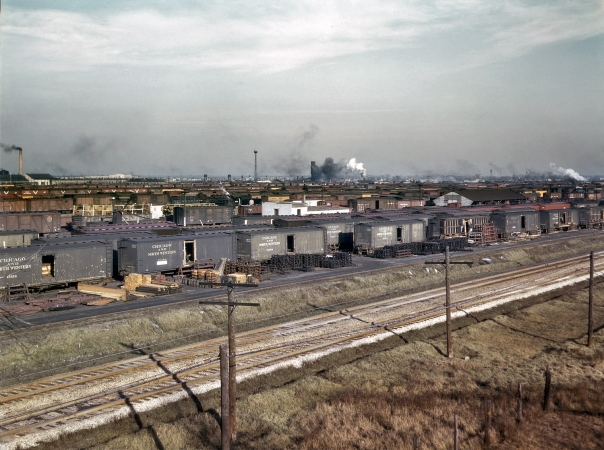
left=576, top=206, right=604, bottom=229
left=236, top=228, right=326, bottom=261
left=0, top=212, right=62, bottom=234
left=0, top=230, right=38, bottom=248
left=34, top=232, right=154, bottom=278
left=173, top=206, right=233, bottom=226
left=539, top=209, right=579, bottom=232
left=427, top=212, right=490, bottom=239
left=118, top=233, right=235, bottom=274
left=0, top=240, right=112, bottom=289
left=354, top=220, right=426, bottom=250
left=490, top=209, right=540, bottom=237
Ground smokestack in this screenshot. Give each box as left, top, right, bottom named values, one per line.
left=254, top=150, right=258, bottom=181
left=19, top=149, right=23, bottom=175
left=228, top=174, right=232, bottom=182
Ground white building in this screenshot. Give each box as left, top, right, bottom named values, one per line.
left=262, top=201, right=350, bottom=216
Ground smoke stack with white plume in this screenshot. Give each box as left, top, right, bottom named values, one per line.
left=346, top=158, right=366, bottom=178
left=550, top=163, right=586, bottom=182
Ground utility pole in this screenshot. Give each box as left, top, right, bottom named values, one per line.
left=199, top=281, right=259, bottom=443
left=425, top=245, right=472, bottom=357
left=220, top=344, right=230, bottom=450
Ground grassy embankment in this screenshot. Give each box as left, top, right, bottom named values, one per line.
left=38, top=250, right=604, bottom=449
left=1, top=233, right=603, bottom=388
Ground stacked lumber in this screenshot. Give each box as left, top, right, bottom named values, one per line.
left=205, top=270, right=222, bottom=283
left=124, top=273, right=144, bottom=291
left=151, top=274, right=166, bottom=283
left=226, top=272, right=247, bottom=284
left=78, top=283, right=127, bottom=301
left=136, top=284, right=170, bottom=295
left=192, top=269, right=207, bottom=279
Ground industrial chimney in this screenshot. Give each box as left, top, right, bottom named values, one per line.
left=19, top=148, right=23, bottom=175
left=254, top=150, right=258, bottom=181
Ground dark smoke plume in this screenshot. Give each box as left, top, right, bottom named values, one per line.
left=273, top=124, right=320, bottom=176
left=1, top=143, right=22, bottom=153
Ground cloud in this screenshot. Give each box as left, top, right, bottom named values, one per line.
left=3, top=1, right=603, bottom=74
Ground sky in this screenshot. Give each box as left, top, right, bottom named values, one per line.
left=1, top=1, right=603, bottom=178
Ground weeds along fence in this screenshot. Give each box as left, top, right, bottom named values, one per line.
left=372, top=237, right=469, bottom=259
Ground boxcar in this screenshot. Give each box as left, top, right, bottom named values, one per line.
left=354, top=220, right=425, bottom=249
left=490, top=209, right=540, bottom=237
left=35, top=232, right=154, bottom=278
left=173, top=206, right=233, bottom=226
left=428, top=212, right=490, bottom=239
left=236, top=228, right=325, bottom=261
left=539, top=209, right=579, bottom=232
left=0, top=212, right=62, bottom=234
left=0, top=230, right=38, bottom=248
left=0, top=241, right=112, bottom=288
left=309, top=219, right=357, bottom=250
left=118, top=233, right=235, bottom=274
left=577, top=206, right=604, bottom=228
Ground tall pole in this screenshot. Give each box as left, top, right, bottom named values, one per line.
left=254, top=150, right=258, bottom=182
left=227, top=285, right=237, bottom=440
left=219, top=344, right=230, bottom=450
left=588, top=250, right=594, bottom=347
left=446, top=245, right=452, bottom=358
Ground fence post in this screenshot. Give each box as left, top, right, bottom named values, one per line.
left=220, top=344, right=230, bottom=450
left=484, top=399, right=492, bottom=447
left=413, top=435, right=421, bottom=450
left=543, top=367, right=552, bottom=411
left=454, top=414, right=459, bottom=450
left=517, top=383, right=523, bottom=424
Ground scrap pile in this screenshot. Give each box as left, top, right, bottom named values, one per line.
left=0, top=292, right=107, bottom=316
left=224, top=260, right=270, bottom=278
left=372, top=238, right=469, bottom=259
left=263, top=252, right=353, bottom=273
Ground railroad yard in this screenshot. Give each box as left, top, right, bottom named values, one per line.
left=0, top=231, right=602, bottom=449
left=0, top=178, right=603, bottom=448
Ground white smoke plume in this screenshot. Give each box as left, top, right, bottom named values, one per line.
left=549, top=163, right=586, bottom=182
left=346, top=158, right=367, bottom=178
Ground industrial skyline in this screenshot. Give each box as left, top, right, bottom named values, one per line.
left=1, top=1, right=603, bottom=177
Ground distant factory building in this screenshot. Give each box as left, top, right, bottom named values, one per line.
left=262, top=200, right=350, bottom=216
left=433, top=189, right=527, bottom=207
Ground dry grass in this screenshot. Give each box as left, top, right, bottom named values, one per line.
left=2, top=234, right=604, bottom=388
left=34, top=264, right=604, bottom=450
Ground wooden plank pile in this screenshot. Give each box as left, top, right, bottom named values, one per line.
left=0, top=292, right=107, bottom=316
left=78, top=283, right=127, bottom=301
left=225, top=272, right=247, bottom=284
left=124, top=273, right=153, bottom=291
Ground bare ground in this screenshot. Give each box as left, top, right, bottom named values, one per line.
left=33, top=272, right=604, bottom=449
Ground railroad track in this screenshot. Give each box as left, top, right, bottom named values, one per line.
left=0, top=253, right=601, bottom=449
left=0, top=229, right=598, bottom=338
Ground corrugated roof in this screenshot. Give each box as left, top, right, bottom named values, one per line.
left=457, top=189, right=527, bottom=202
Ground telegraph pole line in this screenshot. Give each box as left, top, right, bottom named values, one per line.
left=425, top=245, right=473, bottom=358
left=200, top=281, right=259, bottom=443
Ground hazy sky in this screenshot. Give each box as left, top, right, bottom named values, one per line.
left=1, top=1, right=603, bottom=177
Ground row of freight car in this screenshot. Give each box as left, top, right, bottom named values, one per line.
left=0, top=219, right=427, bottom=288
left=0, top=205, right=601, bottom=289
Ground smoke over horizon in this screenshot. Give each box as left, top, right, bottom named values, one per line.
left=550, top=163, right=587, bottom=182
left=311, top=157, right=367, bottom=181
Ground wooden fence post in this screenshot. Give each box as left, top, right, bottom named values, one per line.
left=413, top=435, right=421, bottom=450
left=454, top=414, right=459, bottom=450
left=543, top=367, right=552, bottom=411
left=484, top=399, right=492, bottom=447
left=517, top=383, right=523, bottom=424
